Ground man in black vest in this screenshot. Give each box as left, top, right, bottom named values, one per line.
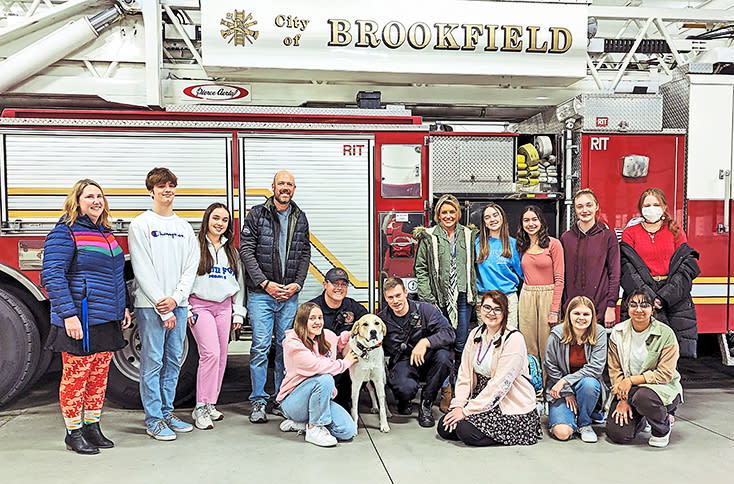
left=378, top=277, right=454, bottom=428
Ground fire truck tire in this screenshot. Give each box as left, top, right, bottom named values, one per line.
left=0, top=289, right=42, bottom=407
left=0, top=284, right=54, bottom=394
left=106, top=310, right=199, bottom=409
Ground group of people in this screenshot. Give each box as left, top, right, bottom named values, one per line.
left=413, top=187, right=698, bottom=448
left=41, top=166, right=698, bottom=454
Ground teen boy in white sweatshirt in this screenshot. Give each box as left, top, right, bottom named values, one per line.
left=129, top=167, right=199, bottom=441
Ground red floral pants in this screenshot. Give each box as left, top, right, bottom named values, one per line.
left=59, top=352, right=113, bottom=419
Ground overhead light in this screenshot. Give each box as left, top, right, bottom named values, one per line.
left=536, top=96, right=550, bottom=100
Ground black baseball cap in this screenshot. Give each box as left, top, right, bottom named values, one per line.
left=324, top=267, right=349, bottom=284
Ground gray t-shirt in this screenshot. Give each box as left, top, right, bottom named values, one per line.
left=277, top=205, right=292, bottom=276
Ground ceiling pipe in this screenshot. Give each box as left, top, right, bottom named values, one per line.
left=0, top=5, right=123, bottom=93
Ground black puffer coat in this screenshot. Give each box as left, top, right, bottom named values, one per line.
left=239, top=197, right=310, bottom=293
left=619, top=242, right=700, bottom=358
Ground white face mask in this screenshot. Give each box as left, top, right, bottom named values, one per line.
left=642, top=206, right=663, bottom=223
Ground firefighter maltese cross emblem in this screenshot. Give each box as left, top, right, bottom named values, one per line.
left=220, top=10, right=259, bottom=46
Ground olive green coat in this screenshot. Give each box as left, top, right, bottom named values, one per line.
left=413, top=224, right=478, bottom=327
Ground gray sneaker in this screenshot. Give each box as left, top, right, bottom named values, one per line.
left=269, top=401, right=285, bottom=418
left=249, top=401, right=268, bottom=424
left=578, top=425, right=598, bottom=443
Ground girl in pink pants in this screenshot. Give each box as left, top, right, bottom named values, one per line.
left=188, top=203, right=246, bottom=430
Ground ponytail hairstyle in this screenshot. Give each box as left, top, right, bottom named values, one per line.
left=478, top=202, right=512, bottom=262
left=637, top=187, right=680, bottom=238
left=196, top=203, right=239, bottom=278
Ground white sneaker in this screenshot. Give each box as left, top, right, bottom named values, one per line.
left=305, top=425, right=337, bottom=447
left=578, top=425, right=598, bottom=443
left=649, top=429, right=671, bottom=448
left=280, top=419, right=306, bottom=433
left=206, top=403, right=223, bottom=421
left=192, top=406, right=213, bottom=430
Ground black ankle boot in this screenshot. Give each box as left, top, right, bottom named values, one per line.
left=65, top=429, right=99, bottom=455
left=82, top=422, right=114, bottom=449
left=418, top=400, right=435, bottom=428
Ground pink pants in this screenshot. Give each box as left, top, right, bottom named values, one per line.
left=189, top=294, right=232, bottom=404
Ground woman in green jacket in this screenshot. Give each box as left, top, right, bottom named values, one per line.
left=414, top=194, right=478, bottom=411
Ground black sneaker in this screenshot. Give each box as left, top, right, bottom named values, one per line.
left=418, top=400, right=435, bottom=427
left=397, top=400, right=413, bottom=415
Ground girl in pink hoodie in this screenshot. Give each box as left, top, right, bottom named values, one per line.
left=276, top=302, right=359, bottom=447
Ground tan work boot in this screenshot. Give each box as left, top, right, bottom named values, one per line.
left=439, top=385, right=453, bottom=413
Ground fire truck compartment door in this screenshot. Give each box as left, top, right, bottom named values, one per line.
left=239, top=135, right=374, bottom=309
left=0, top=131, right=232, bottom=232
left=687, top=79, right=734, bottom=333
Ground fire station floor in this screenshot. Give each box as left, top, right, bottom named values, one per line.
left=2, top=346, right=734, bottom=484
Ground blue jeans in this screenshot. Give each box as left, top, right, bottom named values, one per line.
left=548, top=377, right=602, bottom=432
left=280, top=374, right=357, bottom=440
left=137, top=307, right=188, bottom=429
left=442, top=292, right=472, bottom=386
left=247, top=291, right=298, bottom=403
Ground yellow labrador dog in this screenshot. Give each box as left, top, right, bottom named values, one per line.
left=349, top=314, right=391, bottom=433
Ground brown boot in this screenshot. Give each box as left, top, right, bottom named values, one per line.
left=439, top=385, right=453, bottom=413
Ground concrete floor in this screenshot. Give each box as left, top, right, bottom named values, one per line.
left=2, top=353, right=734, bottom=484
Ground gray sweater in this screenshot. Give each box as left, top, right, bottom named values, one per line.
left=544, top=324, right=608, bottom=407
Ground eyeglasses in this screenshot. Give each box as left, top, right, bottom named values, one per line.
left=628, top=302, right=651, bottom=309
left=329, top=281, right=348, bottom=288
left=480, top=305, right=502, bottom=315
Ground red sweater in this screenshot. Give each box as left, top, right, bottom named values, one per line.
left=621, top=223, right=686, bottom=276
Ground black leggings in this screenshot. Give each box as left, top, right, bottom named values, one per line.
left=437, top=414, right=498, bottom=446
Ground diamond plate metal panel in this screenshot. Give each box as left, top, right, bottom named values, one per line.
left=660, top=76, right=690, bottom=130
left=429, top=135, right=516, bottom=194
left=581, top=93, right=663, bottom=131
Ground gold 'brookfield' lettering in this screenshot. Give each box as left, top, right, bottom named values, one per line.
left=327, top=19, right=572, bottom=53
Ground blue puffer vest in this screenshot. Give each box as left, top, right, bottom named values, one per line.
left=42, top=215, right=127, bottom=328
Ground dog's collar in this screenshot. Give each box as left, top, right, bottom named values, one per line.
left=353, top=339, right=382, bottom=359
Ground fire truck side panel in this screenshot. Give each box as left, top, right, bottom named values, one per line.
left=2, top=131, right=231, bottom=228
left=373, top=132, right=429, bottom=301
left=686, top=198, right=729, bottom=333
left=581, top=133, right=685, bottom=231
left=686, top=78, right=734, bottom=334
left=239, top=134, right=374, bottom=308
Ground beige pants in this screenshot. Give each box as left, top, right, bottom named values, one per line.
left=518, top=284, right=554, bottom=381
left=506, top=291, right=519, bottom=329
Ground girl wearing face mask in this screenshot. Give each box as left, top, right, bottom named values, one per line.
left=544, top=296, right=607, bottom=443
left=560, top=189, right=620, bottom=328
left=620, top=188, right=700, bottom=358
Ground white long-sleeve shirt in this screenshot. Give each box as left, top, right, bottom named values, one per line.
left=190, top=235, right=247, bottom=324
left=128, top=210, right=199, bottom=320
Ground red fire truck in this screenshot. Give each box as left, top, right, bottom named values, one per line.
left=2, top=1, right=733, bottom=407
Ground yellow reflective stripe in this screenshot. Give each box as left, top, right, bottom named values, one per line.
left=8, top=187, right=225, bottom=195
left=694, top=277, right=732, bottom=283
left=691, top=297, right=729, bottom=304
left=8, top=210, right=205, bottom=218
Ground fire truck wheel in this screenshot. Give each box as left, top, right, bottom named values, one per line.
left=0, top=289, right=42, bottom=407
left=0, top=284, right=54, bottom=394
left=106, top=307, right=198, bottom=409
